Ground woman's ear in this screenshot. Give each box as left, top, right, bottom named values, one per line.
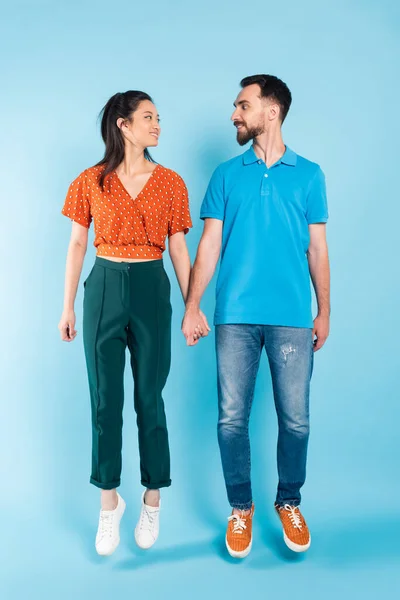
left=116, top=117, right=126, bottom=131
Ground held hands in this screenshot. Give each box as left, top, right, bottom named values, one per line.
left=58, top=309, right=77, bottom=342
left=312, top=313, right=329, bottom=352
left=181, top=306, right=211, bottom=346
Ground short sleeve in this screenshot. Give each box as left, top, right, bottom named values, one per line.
left=168, top=175, right=193, bottom=237
left=306, top=166, right=329, bottom=224
left=61, top=171, right=92, bottom=229
left=200, top=166, right=225, bottom=221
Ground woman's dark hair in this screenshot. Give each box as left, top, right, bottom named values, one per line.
left=96, top=90, right=157, bottom=189
left=240, top=74, right=292, bottom=123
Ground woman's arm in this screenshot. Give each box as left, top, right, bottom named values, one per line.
left=168, top=231, right=191, bottom=303
left=168, top=232, right=211, bottom=339
left=58, top=222, right=89, bottom=342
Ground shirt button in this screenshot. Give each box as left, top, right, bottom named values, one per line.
left=258, top=160, right=262, bottom=164
left=264, top=174, right=269, bottom=178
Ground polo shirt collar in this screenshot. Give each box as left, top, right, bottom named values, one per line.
left=280, top=146, right=297, bottom=166
left=242, top=145, right=260, bottom=165
left=242, top=144, right=297, bottom=167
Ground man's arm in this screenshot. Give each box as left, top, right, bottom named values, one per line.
left=182, top=218, right=223, bottom=346
left=307, top=223, right=330, bottom=351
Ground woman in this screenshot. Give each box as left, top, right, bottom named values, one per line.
left=58, top=90, right=209, bottom=556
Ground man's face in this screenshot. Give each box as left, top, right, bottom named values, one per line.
left=231, top=84, right=268, bottom=146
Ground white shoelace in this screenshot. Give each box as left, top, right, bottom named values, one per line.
left=98, top=512, right=114, bottom=539
left=283, top=504, right=303, bottom=530
left=227, top=513, right=247, bottom=534
left=140, top=505, right=158, bottom=534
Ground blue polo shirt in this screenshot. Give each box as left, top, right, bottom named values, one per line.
left=200, top=145, right=328, bottom=328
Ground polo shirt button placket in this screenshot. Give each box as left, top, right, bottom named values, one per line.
left=262, top=169, right=270, bottom=196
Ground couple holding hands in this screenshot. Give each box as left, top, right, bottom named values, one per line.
left=59, top=73, right=330, bottom=559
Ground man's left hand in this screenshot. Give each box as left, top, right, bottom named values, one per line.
left=312, top=314, right=330, bottom=351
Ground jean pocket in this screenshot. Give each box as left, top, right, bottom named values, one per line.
left=161, top=268, right=171, bottom=294
left=83, top=265, right=96, bottom=289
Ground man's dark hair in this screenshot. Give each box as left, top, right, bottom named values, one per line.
left=240, top=74, right=292, bottom=123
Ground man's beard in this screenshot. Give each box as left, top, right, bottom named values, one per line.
left=236, top=123, right=265, bottom=146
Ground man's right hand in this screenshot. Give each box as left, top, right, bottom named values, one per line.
left=181, top=306, right=211, bottom=346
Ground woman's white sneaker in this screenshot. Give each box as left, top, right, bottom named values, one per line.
left=95, top=493, right=126, bottom=556
left=134, top=491, right=160, bottom=549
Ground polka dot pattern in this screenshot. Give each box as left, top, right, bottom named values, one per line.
left=61, top=163, right=193, bottom=259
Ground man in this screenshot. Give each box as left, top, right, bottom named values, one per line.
left=182, top=74, right=330, bottom=558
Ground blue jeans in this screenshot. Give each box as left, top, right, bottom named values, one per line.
left=216, top=324, right=314, bottom=510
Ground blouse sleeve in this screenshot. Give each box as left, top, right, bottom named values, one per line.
left=61, top=170, right=92, bottom=229
left=168, top=174, right=193, bottom=237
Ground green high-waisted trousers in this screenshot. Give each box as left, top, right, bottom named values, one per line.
left=83, top=257, right=172, bottom=490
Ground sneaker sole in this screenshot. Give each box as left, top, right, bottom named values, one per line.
left=225, top=535, right=253, bottom=558
left=96, top=538, right=121, bottom=557
left=95, top=498, right=126, bottom=556
left=134, top=532, right=158, bottom=550
left=283, top=531, right=311, bottom=553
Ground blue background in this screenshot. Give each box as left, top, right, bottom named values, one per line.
left=1, top=1, right=399, bottom=598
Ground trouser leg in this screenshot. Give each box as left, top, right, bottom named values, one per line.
left=127, top=261, right=172, bottom=489
left=83, top=260, right=128, bottom=490
left=264, top=326, right=314, bottom=506
left=216, top=324, right=263, bottom=510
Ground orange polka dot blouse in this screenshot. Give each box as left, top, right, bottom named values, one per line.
left=61, top=163, right=193, bottom=259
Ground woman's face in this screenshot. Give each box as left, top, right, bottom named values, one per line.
left=119, top=100, right=161, bottom=149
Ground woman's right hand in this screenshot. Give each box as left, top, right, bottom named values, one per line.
left=182, top=305, right=210, bottom=346
left=58, top=309, right=77, bottom=342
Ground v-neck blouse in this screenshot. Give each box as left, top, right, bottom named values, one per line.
left=61, top=163, right=193, bottom=259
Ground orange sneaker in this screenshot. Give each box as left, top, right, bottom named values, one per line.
left=225, top=504, right=255, bottom=558
left=275, top=503, right=311, bottom=552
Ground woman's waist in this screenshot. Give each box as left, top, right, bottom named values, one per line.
left=93, top=256, right=165, bottom=271
left=96, top=243, right=163, bottom=260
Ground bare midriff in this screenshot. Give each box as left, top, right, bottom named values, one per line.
left=101, top=256, right=159, bottom=263
left=96, top=243, right=163, bottom=260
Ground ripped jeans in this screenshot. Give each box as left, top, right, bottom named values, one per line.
left=216, top=325, right=314, bottom=510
